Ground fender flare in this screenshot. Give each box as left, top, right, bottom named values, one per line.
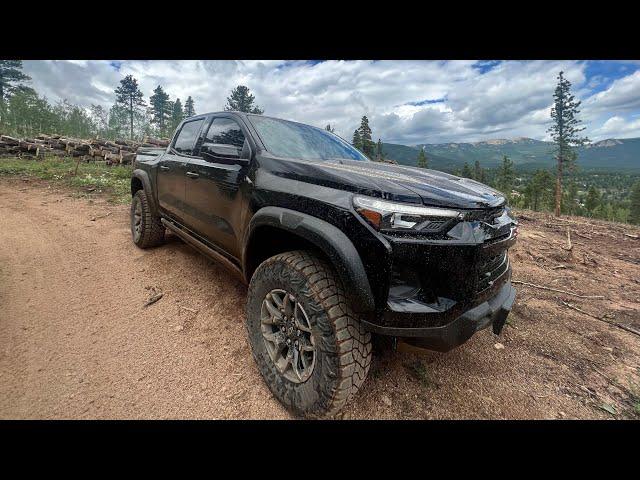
left=244, top=206, right=375, bottom=312
left=131, top=169, right=158, bottom=215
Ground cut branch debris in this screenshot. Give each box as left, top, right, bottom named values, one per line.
left=144, top=288, right=164, bottom=308
left=179, top=306, right=198, bottom=314
left=560, top=301, right=640, bottom=338
left=573, top=231, right=593, bottom=240
left=512, top=280, right=605, bottom=299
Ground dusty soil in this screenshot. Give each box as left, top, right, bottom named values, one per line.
left=1, top=177, right=639, bottom=419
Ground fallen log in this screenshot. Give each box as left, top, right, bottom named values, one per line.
left=144, top=136, right=170, bottom=147
left=0, top=135, right=20, bottom=145
left=104, top=152, right=121, bottom=164
left=120, top=152, right=135, bottom=164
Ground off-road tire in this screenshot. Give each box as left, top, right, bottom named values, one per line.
left=246, top=250, right=372, bottom=418
left=131, top=189, right=165, bottom=248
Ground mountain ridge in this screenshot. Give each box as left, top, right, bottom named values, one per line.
left=381, top=137, right=640, bottom=172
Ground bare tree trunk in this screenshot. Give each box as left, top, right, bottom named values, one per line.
left=555, top=154, right=563, bottom=217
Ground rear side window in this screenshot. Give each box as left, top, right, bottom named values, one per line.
left=204, top=118, right=245, bottom=148
left=173, top=119, right=204, bottom=154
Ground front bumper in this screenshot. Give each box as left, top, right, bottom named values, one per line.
left=360, top=280, right=516, bottom=352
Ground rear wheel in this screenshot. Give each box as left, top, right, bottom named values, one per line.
left=246, top=250, right=372, bottom=418
left=131, top=189, right=165, bottom=248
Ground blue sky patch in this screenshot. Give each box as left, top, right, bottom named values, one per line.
left=583, top=60, right=639, bottom=94
left=276, top=60, right=324, bottom=71
left=405, top=97, right=446, bottom=106
left=473, top=60, right=502, bottom=74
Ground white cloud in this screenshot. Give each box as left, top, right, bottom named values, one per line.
left=592, top=115, right=640, bottom=139
left=584, top=70, right=640, bottom=113
left=20, top=60, right=640, bottom=144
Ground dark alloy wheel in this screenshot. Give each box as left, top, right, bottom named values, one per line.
left=261, top=289, right=316, bottom=383
left=132, top=195, right=143, bottom=243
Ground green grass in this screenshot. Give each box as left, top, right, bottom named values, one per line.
left=0, top=156, right=132, bottom=204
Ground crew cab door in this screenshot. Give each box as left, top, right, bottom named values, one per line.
left=182, top=115, right=252, bottom=260
left=156, top=117, right=205, bottom=222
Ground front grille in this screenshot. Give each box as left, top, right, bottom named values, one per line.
left=476, top=251, right=508, bottom=293
left=419, top=219, right=448, bottom=232
left=465, top=206, right=504, bottom=224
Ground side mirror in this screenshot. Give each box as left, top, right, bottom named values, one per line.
left=201, top=142, right=241, bottom=160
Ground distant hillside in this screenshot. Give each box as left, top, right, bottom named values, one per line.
left=382, top=137, right=640, bottom=172
left=580, top=138, right=640, bottom=170
left=381, top=143, right=463, bottom=171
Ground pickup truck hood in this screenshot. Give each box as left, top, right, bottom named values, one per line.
left=267, top=157, right=505, bottom=209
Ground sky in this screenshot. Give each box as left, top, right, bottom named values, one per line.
left=21, top=60, right=640, bottom=145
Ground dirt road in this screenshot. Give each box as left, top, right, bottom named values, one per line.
left=1, top=177, right=639, bottom=419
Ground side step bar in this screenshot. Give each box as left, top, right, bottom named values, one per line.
left=161, top=218, right=245, bottom=283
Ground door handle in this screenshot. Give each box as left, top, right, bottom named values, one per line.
left=186, top=171, right=199, bottom=179
left=159, top=165, right=170, bottom=171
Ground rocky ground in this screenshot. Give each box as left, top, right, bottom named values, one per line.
left=1, top=177, right=639, bottom=419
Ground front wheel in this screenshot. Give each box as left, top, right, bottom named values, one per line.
left=130, top=189, right=165, bottom=248
left=246, top=250, right=372, bottom=418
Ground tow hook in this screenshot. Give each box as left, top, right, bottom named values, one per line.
left=492, top=308, right=509, bottom=335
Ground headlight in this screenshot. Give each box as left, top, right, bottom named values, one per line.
left=353, top=195, right=461, bottom=232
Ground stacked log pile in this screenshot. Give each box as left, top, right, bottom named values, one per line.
left=0, top=134, right=170, bottom=165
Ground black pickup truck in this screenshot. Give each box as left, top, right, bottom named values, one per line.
left=130, top=111, right=518, bottom=418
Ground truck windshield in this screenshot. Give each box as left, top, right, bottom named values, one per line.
left=248, top=115, right=369, bottom=162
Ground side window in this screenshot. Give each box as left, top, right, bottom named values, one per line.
left=204, top=118, right=246, bottom=149
left=173, top=119, right=204, bottom=155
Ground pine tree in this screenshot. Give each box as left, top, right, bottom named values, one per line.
left=357, top=116, right=375, bottom=158
left=0, top=60, right=32, bottom=131
left=585, top=185, right=601, bottom=214
left=495, top=155, right=515, bottom=197
left=525, top=169, right=555, bottom=211
left=375, top=138, right=385, bottom=161
left=417, top=148, right=428, bottom=168
left=225, top=85, right=263, bottom=114
left=461, top=162, right=473, bottom=178
left=149, top=85, right=171, bottom=137
left=0, top=60, right=31, bottom=102
left=548, top=71, right=589, bottom=217
left=108, top=104, right=129, bottom=139
left=352, top=129, right=362, bottom=151
left=325, top=124, right=335, bottom=133
left=114, top=75, right=145, bottom=140
left=474, top=160, right=486, bottom=183
left=184, top=96, right=196, bottom=117
left=170, top=98, right=184, bottom=134
left=630, top=181, right=640, bottom=225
